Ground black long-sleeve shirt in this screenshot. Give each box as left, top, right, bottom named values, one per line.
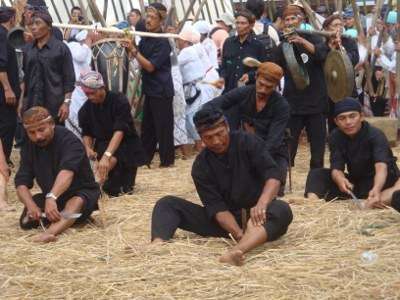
left=78, top=91, right=146, bottom=167
left=0, top=24, right=21, bottom=103
left=138, top=34, right=174, bottom=98
left=272, top=34, right=330, bottom=115
left=23, top=36, right=75, bottom=117
left=220, top=34, right=267, bottom=93
left=329, top=122, right=399, bottom=181
left=15, top=126, right=99, bottom=195
left=192, top=131, right=283, bottom=219
left=204, top=85, right=290, bottom=156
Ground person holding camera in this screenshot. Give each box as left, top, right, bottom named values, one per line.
left=64, top=6, right=85, bottom=42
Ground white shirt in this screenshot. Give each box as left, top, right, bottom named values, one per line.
left=67, top=41, right=92, bottom=80
left=178, top=46, right=206, bottom=84
left=201, top=37, right=219, bottom=69
left=377, top=52, right=397, bottom=73
left=370, top=34, right=395, bottom=58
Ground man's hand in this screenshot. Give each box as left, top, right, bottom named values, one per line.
left=366, top=188, right=385, bottom=209
left=328, top=31, right=341, bottom=50
left=121, top=39, right=138, bottom=58
left=373, top=48, right=382, bottom=57
left=232, top=228, right=244, bottom=241
left=238, top=73, right=249, bottom=85
left=0, top=159, right=9, bottom=181
left=287, top=34, right=306, bottom=46
left=58, top=103, right=69, bottom=122
left=97, top=156, right=111, bottom=184
left=45, top=198, right=61, bottom=222
left=86, top=148, right=97, bottom=160
left=214, top=78, right=225, bottom=89
left=5, top=88, right=16, bottom=106
left=250, top=199, right=268, bottom=226
left=26, top=202, right=42, bottom=221
left=337, top=177, right=354, bottom=194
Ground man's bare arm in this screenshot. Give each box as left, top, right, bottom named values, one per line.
left=215, top=211, right=243, bottom=241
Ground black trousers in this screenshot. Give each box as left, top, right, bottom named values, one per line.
left=141, top=96, right=175, bottom=166
left=102, top=166, right=137, bottom=196
left=151, top=196, right=293, bottom=242
left=305, top=168, right=399, bottom=201
left=0, top=104, right=17, bottom=161
left=288, top=113, right=326, bottom=169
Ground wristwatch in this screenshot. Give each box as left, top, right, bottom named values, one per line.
left=104, top=151, right=112, bottom=158
left=45, top=192, right=57, bottom=201
left=63, top=98, right=71, bottom=105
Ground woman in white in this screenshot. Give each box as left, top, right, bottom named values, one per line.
left=66, top=30, right=93, bottom=138
left=176, top=30, right=208, bottom=151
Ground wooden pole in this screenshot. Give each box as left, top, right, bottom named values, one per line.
left=337, top=0, right=342, bottom=16
left=62, top=0, right=71, bottom=19
left=177, top=0, right=197, bottom=31
left=212, top=0, right=220, bottom=18
left=102, top=0, right=108, bottom=20
left=299, top=0, right=321, bottom=30
left=49, top=0, right=62, bottom=22
left=204, top=0, right=212, bottom=24
left=193, top=0, right=208, bottom=22
left=138, top=0, right=145, bottom=15
left=324, top=0, right=330, bottom=14
left=110, top=0, right=120, bottom=21
left=266, top=0, right=273, bottom=21
left=128, top=0, right=133, bottom=11
left=117, top=0, right=126, bottom=19
left=220, top=0, right=226, bottom=13
left=371, top=0, right=384, bottom=28
left=87, top=0, right=107, bottom=26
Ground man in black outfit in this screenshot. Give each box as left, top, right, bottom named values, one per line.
left=78, top=71, right=146, bottom=197
left=322, top=15, right=359, bottom=132
left=125, top=3, right=175, bottom=167
left=16, top=107, right=100, bottom=243
left=204, top=62, right=290, bottom=193
left=305, top=98, right=400, bottom=210
left=151, top=107, right=293, bottom=266
left=0, top=7, right=21, bottom=164
left=272, top=5, right=330, bottom=169
left=23, top=10, right=75, bottom=123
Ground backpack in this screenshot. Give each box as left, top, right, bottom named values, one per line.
left=254, top=24, right=276, bottom=61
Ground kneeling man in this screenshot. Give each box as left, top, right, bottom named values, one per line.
left=305, top=98, right=400, bottom=209
left=16, top=107, right=100, bottom=242
left=151, top=107, right=293, bottom=266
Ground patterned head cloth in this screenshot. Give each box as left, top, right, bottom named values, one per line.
left=0, top=7, right=16, bottom=23
left=282, top=5, right=304, bottom=18
left=193, top=107, right=226, bottom=134
left=22, top=106, right=53, bottom=129
left=146, top=3, right=167, bottom=21
left=257, top=62, right=284, bottom=84
left=77, top=71, right=105, bottom=90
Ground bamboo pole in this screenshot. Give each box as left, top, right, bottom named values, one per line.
left=193, top=0, right=208, bottom=22
left=220, top=0, right=226, bottom=13
left=62, top=0, right=71, bottom=19
left=102, top=0, right=108, bottom=20
left=371, top=0, right=384, bottom=27
left=118, top=0, right=126, bottom=19
left=49, top=0, right=62, bottom=22
left=138, top=0, right=145, bottom=15
left=110, top=0, right=119, bottom=21
left=337, top=0, right=342, bottom=16
left=299, top=0, right=321, bottom=30
left=266, top=0, right=273, bottom=21
left=204, top=0, right=212, bottom=24
left=128, top=0, right=133, bottom=11
left=212, top=0, right=220, bottom=18
left=53, top=22, right=181, bottom=38
left=87, top=0, right=107, bottom=26
left=177, top=0, right=197, bottom=31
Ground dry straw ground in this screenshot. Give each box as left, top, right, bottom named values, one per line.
left=1, top=145, right=400, bottom=299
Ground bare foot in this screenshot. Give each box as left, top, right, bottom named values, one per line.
left=0, top=200, right=14, bottom=212
left=219, top=249, right=245, bottom=266
left=33, top=233, right=58, bottom=243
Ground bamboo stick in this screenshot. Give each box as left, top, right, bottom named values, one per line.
left=177, top=0, right=197, bottom=31
left=77, top=0, right=89, bottom=24
left=212, top=0, right=220, bottom=18
left=49, top=0, right=62, bottom=22
left=299, top=0, right=321, bottom=30
left=62, top=0, right=71, bottom=19
left=110, top=0, right=119, bottom=21
left=87, top=0, right=107, bottom=26
left=102, top=0, right=108, bottom=20
left=193, top=0, right=208, bottom=22
left=118, top=0, right=126, bottom=19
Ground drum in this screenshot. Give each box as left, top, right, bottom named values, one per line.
left=91, top=38, right=130, bottom=94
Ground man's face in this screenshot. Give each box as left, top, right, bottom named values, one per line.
left=145, top=10, right=162, bottom=32
left=31, top=17, right=50, bottom=39
left=82, top=87, right=106, bottom=104
left=375, top=19, right=384, bottom=32
left=256, top=75, right=276, bottom=100
left=235, top=16, right=252, bottom=37
left=200, top=123, right=230, bottom=154
left=128, top=12, right=140, bottom=26
left=26, top=121, right=55, bottom=147
left=284, top=14, right=301, bottom=29
left=23, top=8, right=34, bottom=25
left=344, top=17, right=354, bottom=28
left=327, top=19, right=344, bottom=34
left=334, top=111, right=363, bottom=137
left=71, top=9, right=82, bottom=18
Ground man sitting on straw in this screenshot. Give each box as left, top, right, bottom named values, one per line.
left=15, top=107, right=100, bottom=243
left=305, top=98, right=400, bottom=210
left=151, top=106, right=293, bottom=266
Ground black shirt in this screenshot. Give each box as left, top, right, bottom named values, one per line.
left=192, top=131, right=282, bottom=219
left=341, top=37, right=359, bottom=97
left=138, top=34, right=174, bottom=98
left=78, top=91, right=146, bottom=167
left=329, top=121, right=399, bottom=181
left=272, top=34, right=330, bottom=115
left=220, top=34, right=267, bottom=93
left=204, top=85, right=290, bottom=156
left=0, top=24, right=21, bottom=104
left=23, top=36, right=75, bottom=117
left=15, top=126, right=99, bottom=195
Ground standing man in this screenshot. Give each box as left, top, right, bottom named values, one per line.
left=151, top=106, right=293, bottom=266
left=23, top=10, right=75, bottom=124
left=0, top=140, right=11, bottom=211
left=16, top=107, right=100, bottom=243
left=125, top=3, right=175, bottom=167
left=0, top=7, right=21, bottom=164
left=272, top=5, right=330, bottom=169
